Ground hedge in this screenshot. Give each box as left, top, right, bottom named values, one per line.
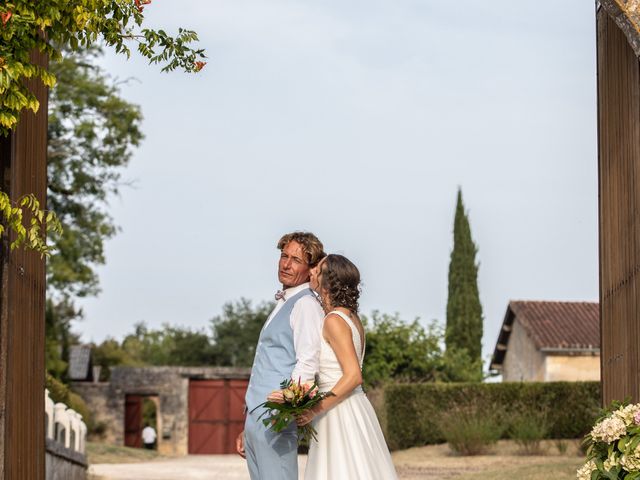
left=384, top=381, right=601, bottom=450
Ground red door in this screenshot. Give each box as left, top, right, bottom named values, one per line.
left=124, top=395, right=143, bottom=448
left=188, top=379, right=248, bottom=454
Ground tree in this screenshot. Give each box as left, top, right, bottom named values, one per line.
left=44, top=46, right=143, bottom=378
left=0, top=0, right=206, bottom=251
left=47, top=46, right=143, bottom=298
left=91, top=337, right=144, bottom=381
left=0, top=1, right=205, bottom=135
left=210, top=299, right=274, bottom=367
left=45, top=298, right=82, bottom=379
left=445, top=188, right=483, bottom=380
left=91, top=322, right=216, bottom=379
left=362, top=312, right=445, bottom=388
left=121, top=322, right=215, bottom=366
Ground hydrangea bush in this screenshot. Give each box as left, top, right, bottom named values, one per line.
left=578, top=401, right=640, bottom=480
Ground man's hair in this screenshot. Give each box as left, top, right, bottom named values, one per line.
left=277, top=231, right=325, bottom=267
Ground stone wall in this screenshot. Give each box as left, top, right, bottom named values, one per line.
left=72, top=382, right=123, bottom=445
left=73, top=366, right=250, bottom=455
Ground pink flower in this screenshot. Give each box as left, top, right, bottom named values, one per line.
left=634, top=410, right=640, bottom=425
left=1, top=11, right=12, bottom=26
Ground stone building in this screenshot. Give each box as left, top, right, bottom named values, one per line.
left=73, top=366, right=250, bottom=455
left=489, top=301, right=600, bottom=382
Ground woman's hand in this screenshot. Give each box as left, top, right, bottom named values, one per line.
left=266, top=390, right=285, bottom=404
left=296, top=408, right=316, bottom=427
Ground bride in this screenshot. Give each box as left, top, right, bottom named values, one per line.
left=297, top=254, right=398, bottom=480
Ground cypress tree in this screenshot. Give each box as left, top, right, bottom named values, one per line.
left=445, top=189, right=483, bottom=375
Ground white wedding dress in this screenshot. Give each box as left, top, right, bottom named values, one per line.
left=305, top=310, right=398, bottom=480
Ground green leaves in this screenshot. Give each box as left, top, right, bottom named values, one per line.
left=445, top=188, right=483, bottom=377
left=210, top=299, right=276, bottom=367
left=46, top=46, right=143, bottom=297
left=0, top=0, right=206, bottom=136
left=0, top=192, right=62, bottom=256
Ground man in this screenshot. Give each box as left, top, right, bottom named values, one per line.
left=237, top=232, right=325, bottom=480
left=141, top=424, right=156, bottom=450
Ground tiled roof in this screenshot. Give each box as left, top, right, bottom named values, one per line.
left=510, top=300, right=600, bottom=350
left=490, top=300, right=599, bottom=369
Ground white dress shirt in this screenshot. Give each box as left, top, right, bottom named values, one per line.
left=264, top=282, right=324, bottom=383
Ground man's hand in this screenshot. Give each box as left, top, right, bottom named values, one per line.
left=236, top=430, right=246, bottom=458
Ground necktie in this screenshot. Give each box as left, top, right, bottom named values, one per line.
left=275, top=290, right=286, bottom=301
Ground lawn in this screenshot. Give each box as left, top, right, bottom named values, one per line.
left=86, top=438, right=585, bottom=479
left=453, top=458, right=581, bottom=480
left=392, top=439, right=584, bottom=480
left=86, top=442, right=161, bottom=465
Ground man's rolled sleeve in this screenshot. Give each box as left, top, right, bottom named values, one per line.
left=290, top=295, right=324, bottom=383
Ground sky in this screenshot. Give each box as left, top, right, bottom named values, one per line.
left=78, top=0, right=599, bottom=367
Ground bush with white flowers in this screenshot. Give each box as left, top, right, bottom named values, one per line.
left=579, top=401, right=640, bottom=480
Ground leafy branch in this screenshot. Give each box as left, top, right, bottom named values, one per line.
left=0, top=0, right=207, bottom=135
left=0, top=1, right=206, bottom=253
left=0, top=192, right=62, bottom=256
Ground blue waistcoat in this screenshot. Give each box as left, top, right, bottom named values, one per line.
left=245, top=288, right=314, bottom=413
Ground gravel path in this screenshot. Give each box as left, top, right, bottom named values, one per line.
left=89, top=455, right=476, bottom=480
left=89, top=455, right=306, bottom=480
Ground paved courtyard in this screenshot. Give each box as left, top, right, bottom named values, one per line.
left=89, top=455, right=307, bottom=480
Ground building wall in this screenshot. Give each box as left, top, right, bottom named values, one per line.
left=71, top=383, right=122, bottom=445
left=73, top=366, right=250, bottom=456
left=544, top=355, right=601, bottom=382
left=502, top=320, right=545, bottom=381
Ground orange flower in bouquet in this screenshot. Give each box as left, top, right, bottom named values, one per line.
left=252, top=378, right=333, bottom=443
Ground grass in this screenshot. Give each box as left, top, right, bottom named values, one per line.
left=453, top=458, right=582, bottom=480
left=87, top=441, right=161, bottom=464
left=392, top=439, right=585, bottom=480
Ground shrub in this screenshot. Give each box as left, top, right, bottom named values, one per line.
left=508, top=408, right=549, bottom=455
left=435, top=403, right=505, bottom=455
left=46, top=373, right=94, bottom=431
left=555, top=439, right=568, bottom=454
left=384, top=381, right=600, bottom=451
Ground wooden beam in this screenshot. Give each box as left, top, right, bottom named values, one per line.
left=0, top=47, right=48, bottom=479
left=597, top=8, right=640, bottom=405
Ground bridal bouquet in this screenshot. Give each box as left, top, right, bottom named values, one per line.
left=578, top=400, right=640, bottom=480
left=252, top=378, right=333, bottom=443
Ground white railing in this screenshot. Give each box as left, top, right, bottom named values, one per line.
left=45, top=389, right=87, bottom=454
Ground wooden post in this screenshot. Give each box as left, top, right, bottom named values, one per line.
left=597, top=7, right=640, bottom=405
left=0, top=48, right=48, bottom=479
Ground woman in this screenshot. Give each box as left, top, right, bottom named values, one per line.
left=297, top=254, right=398, bottom=480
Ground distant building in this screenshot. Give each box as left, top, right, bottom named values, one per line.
left=68, top=345, right=94, bottom=382
left=490, top=301, right=600, bottom=382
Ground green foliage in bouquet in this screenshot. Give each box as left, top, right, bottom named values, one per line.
left=252, top=378, right=334, bottom=444
left=578, top=400, right=640, bottom=480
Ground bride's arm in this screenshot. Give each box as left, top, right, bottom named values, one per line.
left=297, top=313, right=362, bottom=425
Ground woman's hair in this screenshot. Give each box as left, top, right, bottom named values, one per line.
left=277, top=231, right=325, bottom=267
left=320, top=254, right=361, bottom=312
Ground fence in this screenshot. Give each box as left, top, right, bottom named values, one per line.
left=44, top=389, right=88, bottom=480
